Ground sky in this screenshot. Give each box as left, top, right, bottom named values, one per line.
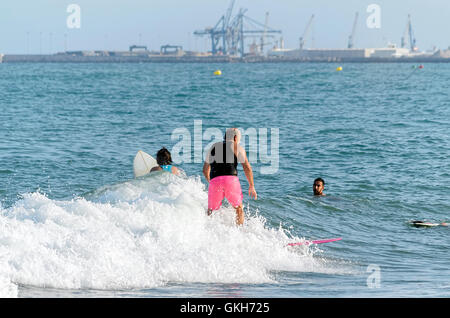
left=0, top=0, right=449, bottom=54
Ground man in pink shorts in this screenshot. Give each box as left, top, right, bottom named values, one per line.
left=203, top=128, right=257, bottom=225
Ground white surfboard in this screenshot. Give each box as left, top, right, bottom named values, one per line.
left=133, top=150, right=158, bottom=178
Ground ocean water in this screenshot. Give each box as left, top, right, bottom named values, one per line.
left=0, top=62, right=449, bottom=298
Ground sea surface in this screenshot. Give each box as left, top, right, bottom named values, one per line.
left=0, top=62, right=449, bottom=298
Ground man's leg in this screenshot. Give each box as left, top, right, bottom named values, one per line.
left=208, top=177, right=224, bottom=216
left=223, top=176, right=244, bottom=226
left=235, top=204, right=244, bottom=225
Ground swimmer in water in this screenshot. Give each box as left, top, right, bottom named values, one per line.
left=410, top=220, right=448, bottom=227
left=313, top=178, right=325, bottom=196
left=150, top=147, right=179, bottom=175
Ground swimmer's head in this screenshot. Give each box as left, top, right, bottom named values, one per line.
left=156, top=147, right=173, bottom=165
left=313, top=178, right=325, bottom=196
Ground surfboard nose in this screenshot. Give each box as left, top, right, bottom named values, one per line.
left=133, top=150, right=158, bottom=178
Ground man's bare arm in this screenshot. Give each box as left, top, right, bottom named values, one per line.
left=203, top=161, right=211, bottom=183
left=239, top=147, right=257, bottom=200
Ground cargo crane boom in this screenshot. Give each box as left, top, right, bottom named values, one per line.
left=223, top=0, right=235, bottom=50
left=300, top=14, right=314, bottom=50
left=260, top=12, right=269, bottom=54
left=347, top=12, right=359, bottom=49
left=194, top=1, right=281, bottom=57
left=401, top=14, right=417, bottom=52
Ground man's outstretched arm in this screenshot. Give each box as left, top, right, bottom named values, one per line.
left=240, top=150, right=257, bottom=200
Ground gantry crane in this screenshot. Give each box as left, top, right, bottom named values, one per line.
left=401, top=14, right=418, bottom=52
left=299, top=14, right=314, bottom=50
left=259, top=12, right=270, bottom=54
left=347, top=12, right=359, bottom=49
left=193, top=0, right=281, bottom=57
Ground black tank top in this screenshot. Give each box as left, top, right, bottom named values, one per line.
left=209, top=142, right=238, bottom=180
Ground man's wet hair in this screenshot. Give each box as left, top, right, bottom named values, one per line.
left=156, top=147, right=173, bottom=165
left=314, top=177, right=325, bottom=185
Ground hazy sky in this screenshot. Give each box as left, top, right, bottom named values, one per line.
left=1, top=0, right=449, bottom=54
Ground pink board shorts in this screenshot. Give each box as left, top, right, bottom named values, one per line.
left=208, top=176, right=243, bottom=211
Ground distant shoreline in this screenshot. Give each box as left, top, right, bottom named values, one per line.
left=1, top=54, right=450, bottom=63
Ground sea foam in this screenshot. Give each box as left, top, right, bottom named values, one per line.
left=0, top=172, right=342, bottom=296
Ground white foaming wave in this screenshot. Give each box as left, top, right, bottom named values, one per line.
left=0, top=173, right=348, bottom=294
left=0, top=263, right=18, bottom=298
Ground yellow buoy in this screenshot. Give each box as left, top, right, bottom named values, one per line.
left=214, top=70, right=222, bottom=76
left=336, top=66, right=343, bottom=71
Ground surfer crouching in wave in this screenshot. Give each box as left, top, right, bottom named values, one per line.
left=151, top=147, right=180, bottom=175
left=203, top=128, right=257, bottom=225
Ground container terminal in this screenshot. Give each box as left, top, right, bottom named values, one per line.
left=2, top=1, right=450, bottom=63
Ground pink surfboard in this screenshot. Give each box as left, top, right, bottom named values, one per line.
left=287, top=237, right=342, bottom=247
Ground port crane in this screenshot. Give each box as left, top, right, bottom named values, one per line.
left=347, top=12, right=359, bottom=49
left=193, top=0, right=281, bottom=57
left=401, top=14, right=418, bottom=52
left=193, top=0, right=236, bottom=56
left=259, top=12, right=270, bottom=54
left=299, top=14, right=314, bottom=50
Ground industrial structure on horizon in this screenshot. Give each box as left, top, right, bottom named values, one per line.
left=2, top=1, right=450, bottom=63
left=192, top=0, right=282, bottom=57
left=266, top=10, right=440, bottom=61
